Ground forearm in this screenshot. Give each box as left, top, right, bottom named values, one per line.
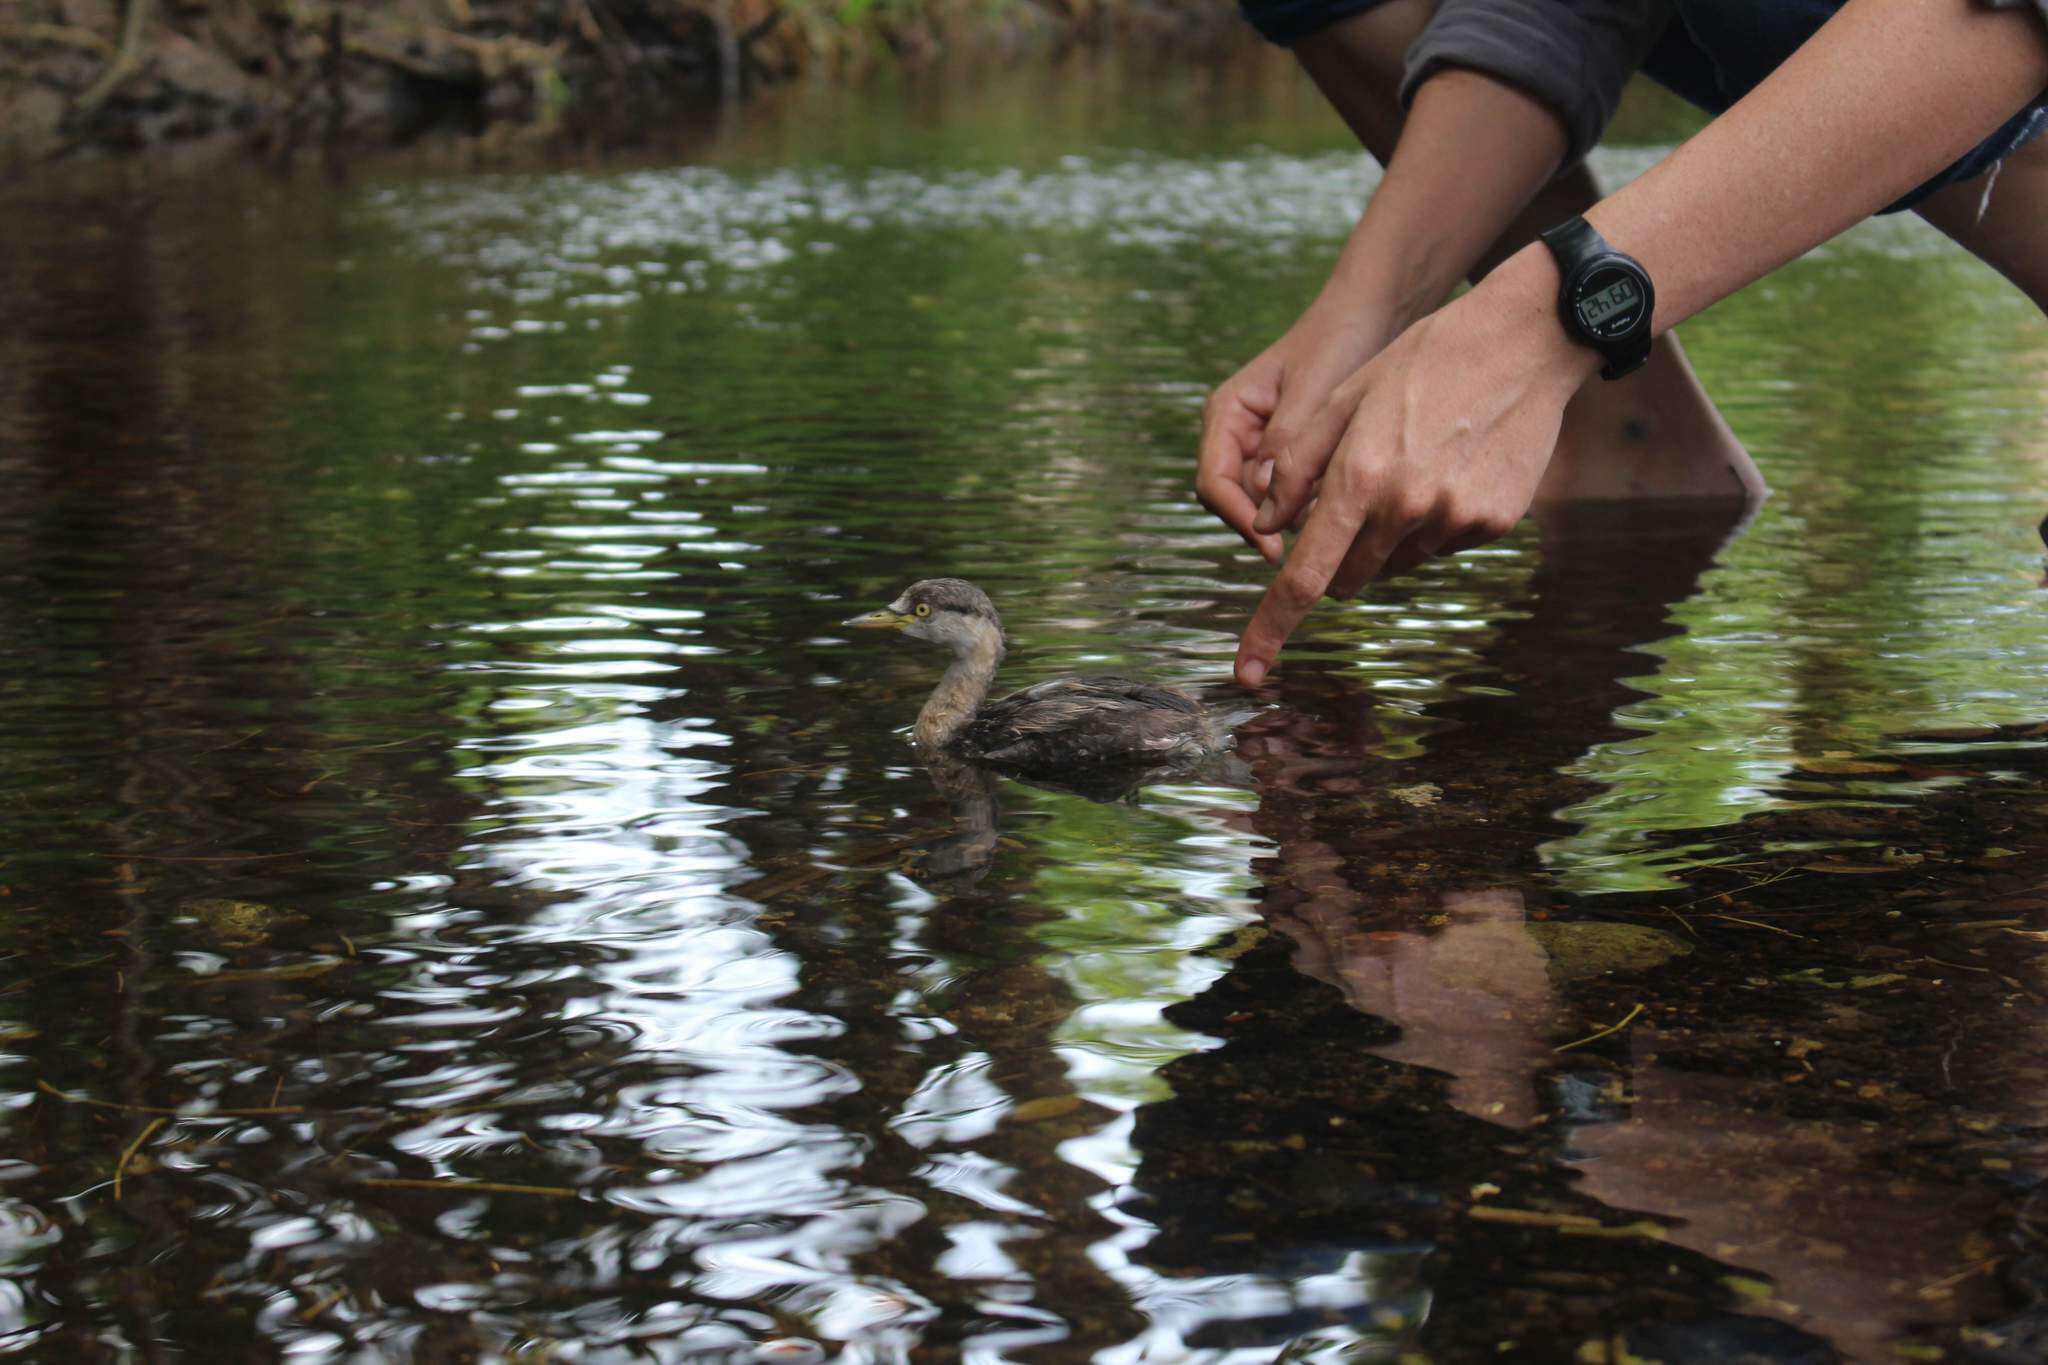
left=1310, top=67, right=1569, bottom=340
left=1490, top=0, right=2048, bottom=336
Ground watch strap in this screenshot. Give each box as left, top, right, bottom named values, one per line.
left=1538, top=215, right=1606, bottom=266
left=1539, top=215, right=1653, bottom=381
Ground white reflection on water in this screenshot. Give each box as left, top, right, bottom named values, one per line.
left=411, top=351, right=1330, bottom=1356
left=340, top=130, right=2048, bottom=1356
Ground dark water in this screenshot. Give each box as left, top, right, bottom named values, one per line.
left=3, top=53, right=2048, bottom=1363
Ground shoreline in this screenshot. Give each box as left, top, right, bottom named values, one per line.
left=1, top=0, right=1242, bottom=170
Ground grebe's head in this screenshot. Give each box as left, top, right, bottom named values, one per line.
left=844, top=578, right=1005, bottom=657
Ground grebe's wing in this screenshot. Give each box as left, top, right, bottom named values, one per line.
left=962, top=675, right=1209, bottom=768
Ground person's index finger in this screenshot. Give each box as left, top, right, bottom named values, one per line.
left=1235, top=494, right=1375, bottom=685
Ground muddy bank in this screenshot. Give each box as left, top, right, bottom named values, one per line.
left=1, top=0, right=1238, bottom=167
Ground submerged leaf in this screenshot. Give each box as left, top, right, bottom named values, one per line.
left=1010, top=1096, right=1083, bottom=1124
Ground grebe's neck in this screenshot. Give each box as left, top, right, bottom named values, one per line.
left=915, top=621, right=1005, bottom=748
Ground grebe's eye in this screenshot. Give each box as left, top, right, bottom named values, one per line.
left=914, top=603, right=931, bottom=617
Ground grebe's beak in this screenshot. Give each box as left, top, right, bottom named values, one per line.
left=843, top=607, right=911, bottom=631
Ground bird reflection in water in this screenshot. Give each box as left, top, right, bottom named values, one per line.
left=918, top=753, right=1002, bottom=883
left=914, top=735, right=1252, bottom=883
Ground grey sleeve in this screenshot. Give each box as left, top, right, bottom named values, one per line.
left=1984, top=0, right=2048, bottom=27
left=1399, top=0, right=1676, bottom=166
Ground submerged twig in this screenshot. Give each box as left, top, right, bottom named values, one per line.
left=38, top=1079, right=304, bottom=1118
left=197, top=959, right=345, bottom=984
left=297, top=1286, right=351, bottom=1323
left=360, top=1177, right=578, bottom=1198
left=1553, top=1002, right=1646, bottom=1054
left=0, top=23, right=117, bottom=55
left=739, top=829, right=947, bottom=899
left=1467, top=1206, right=1600, bottom=1229
left=1920, top=1256, right=2000, bottom=1295
left=1665, top=867, right=1806, bottom=913
left=1702, top=913, right=1811, bottom=939
left=73, top=0, right=153, bottom=116
left=95, top=851, right=298, bottom=863
left=1465, top=1204, right=1667, bottom=1240
left=1917, top=955, right=1993, bottom=974
left=113, top=1117, right=165, bottom=1199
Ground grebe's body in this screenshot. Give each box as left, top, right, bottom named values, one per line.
left=845, top=578, right=1222, bottom=772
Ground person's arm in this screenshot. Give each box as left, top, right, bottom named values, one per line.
left=1235, top=0, right=2048, bottom=686
left=1198, top=0, right=1675, bottom=561
left=1196, top=66, right=1570, bottom=562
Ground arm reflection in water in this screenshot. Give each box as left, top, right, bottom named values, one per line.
left=1241, top=505, right=1748, bottom=1145
left=1130, top=502, right=2043, bottom=1359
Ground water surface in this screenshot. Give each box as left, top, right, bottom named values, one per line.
left=2, top=53, right=2047, bottom=1363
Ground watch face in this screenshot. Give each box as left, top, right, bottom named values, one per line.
left=1572, top=263, right=1649, bottom=340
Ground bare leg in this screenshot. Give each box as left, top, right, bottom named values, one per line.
left=1920, top=135, right=2048, bottom=556
left=1292, top=10, right=1764, bottom=503
left=1915, top=129, right=2048, bottom=313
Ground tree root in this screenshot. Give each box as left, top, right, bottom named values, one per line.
left=0, top=23, right=119, bottom=57
left=72, top=0, right=154, bottom=117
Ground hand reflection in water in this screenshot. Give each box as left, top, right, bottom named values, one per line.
left=1278, top=884, right=1564, bottom=1131
left=1207, top=505, right=2042, bottom=1358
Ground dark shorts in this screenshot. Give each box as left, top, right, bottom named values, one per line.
left=1239, top=0, right=2048, bottom=213
left=1640, top=2, right=2048, bottom=210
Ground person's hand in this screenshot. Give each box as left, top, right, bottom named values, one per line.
left=1235, top=265, right=1599, bottom=685
left=1196, top=308, right=1389, bottom=565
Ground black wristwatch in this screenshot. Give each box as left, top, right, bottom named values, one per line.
left=1538, top=216, right=1655, bottom=380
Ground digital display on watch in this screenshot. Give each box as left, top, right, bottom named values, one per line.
left=1540, top=216, right=1654, bottom=380
left=1572, top=266, right=1647, bottom=338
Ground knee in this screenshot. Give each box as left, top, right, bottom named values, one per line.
left=1918, top=141, right=2048, bottom=316
left=1288, top=0, right=1435, bottom=157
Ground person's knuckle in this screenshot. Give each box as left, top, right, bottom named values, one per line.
left=1324, top=457, right=1369, bottom=505
left=1274, top=570, right=1323, bottom=613
left=1386, top=488, right=1431, bottom=526
left=1477, top=510, right=1518, bottom=541
left=1442, top=497, right=1482, bottom=530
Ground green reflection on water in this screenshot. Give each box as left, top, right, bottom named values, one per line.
left=1549, top=215, right=2048, bottom=890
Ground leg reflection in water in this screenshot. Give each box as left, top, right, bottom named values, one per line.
left=1126, top=504, right=2048, bottom=1362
